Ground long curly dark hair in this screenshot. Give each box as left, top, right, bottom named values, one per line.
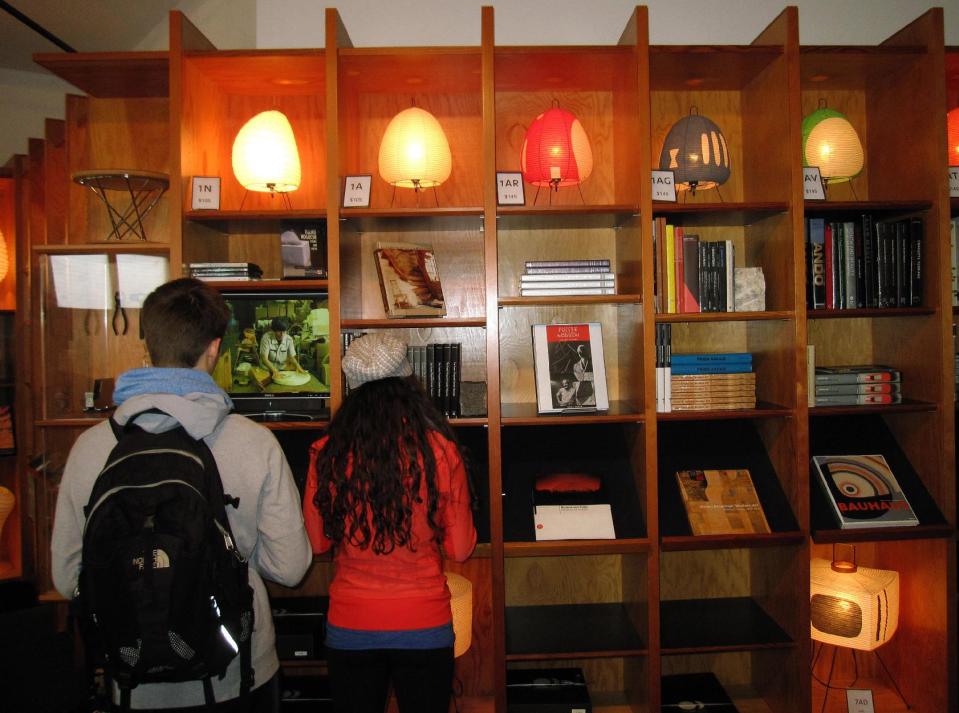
left=312, top=376, right=462, bottom=554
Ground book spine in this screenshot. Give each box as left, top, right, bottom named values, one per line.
left=442, top=343, right=453, bottom=417
left=451, top=343, right=461, bottom=417
left=519, top=279, right=615, bottom=289
left=664, top=323, right=672, bottom=412
left=674, top=227, right=686, bottom=313
left=814, top=371, right=900, bottom=384
left=682, top=233, right=701, bottom=313
left=664, top=224, right=676, bottom=312
left=671, top=353, right=752, bottom=364
left=824, top=221, right=835, bottom=309
left=910, top=217, right=922, bottom=307
left=852, top=219, right=864, bottom=308
left=725, top=240, right=735, bottom=312
left=524, top=259, right=610, bottom=268
left=520, top=287, right=616, bottom=296
left=835, top=222, right=846, bottom=309
left=671, top=364, right=753, bottom=375
left=815, top=382, right=901, bottom=395
left=807, top=344, right=816, bottom=407
left=862, top=213, right=877, bottom=308
left=656, top=323, right=664, bottom=412
left=814, top=393, right=903, bottom=406
left=521, top=272, right=616, bottom=282
left=843, top=220, right=857, bottom=308
left=426, top=344, right=436, bottom=405
left=895, top=220, right=907, bottom=307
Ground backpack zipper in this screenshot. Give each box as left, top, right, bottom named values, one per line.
left=99, top=447, right=205, bottom=477
left=84, top=478, right=207, bottom=536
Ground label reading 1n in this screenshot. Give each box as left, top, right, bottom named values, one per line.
left=496, top=172, right=525, bottom=205
left=651, top=170, right=676, bottom=202
left=342, top=175, right=372, bottom=208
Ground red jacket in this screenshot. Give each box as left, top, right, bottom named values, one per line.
left=303, top=431, right=476, bottom=630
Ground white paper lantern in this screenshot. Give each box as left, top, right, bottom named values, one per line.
left=378, top=107, right=452, bottom=190
left=231, top=110, right=301, bottom=193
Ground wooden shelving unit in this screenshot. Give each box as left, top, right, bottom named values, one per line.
left=8, top=5, right=957, bottom=713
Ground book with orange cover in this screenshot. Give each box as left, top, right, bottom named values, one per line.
left=374, top=241, right=446, bottom=318
left=675, top=468, right=770, bottom=535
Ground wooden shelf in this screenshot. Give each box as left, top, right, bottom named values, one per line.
left=505, top=603, right=646, bottom=660
left=208, top=280, right=329, bottom=292
left=34, top=51, right=169, bottom=98
left=660, top=597, right=793, bottom=653
left=808, top=307, right=934, bottom=319
left=504, top=539, right=650, bottom=557
left=650, top=45, right=783, bottom=89
left=498, top=295, right=642, bottom=307
left=661, top=530, right=804, bottom=552
left=652, top=201, right=788, bottom=225
left=341, top=317, right=486, bottom=329
left=655, top=311, right=794, bottom=323
left=33, top=242, right=170, bottom=255
left=657, top=402, right=793, bottom=420
left=803, top=200, right=932, bottom=213
left=500, top=401, right=643, bottom=425
left=809, top=399, right=937, bottom=416
left=810, top=522, right=954, bottom=545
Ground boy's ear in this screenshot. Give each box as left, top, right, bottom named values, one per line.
left=200, top=337, right=222, bottom=371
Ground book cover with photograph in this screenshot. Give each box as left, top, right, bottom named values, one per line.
left=812, top=454, right=919, bottom=528
left=675, top=469, right=770, bottom=536
left=531, top=322, right=609, bottom=413
left=374, top=241, right=446, bottom=318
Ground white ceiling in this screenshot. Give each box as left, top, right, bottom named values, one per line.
left=0, top=0, right=179, bottom=74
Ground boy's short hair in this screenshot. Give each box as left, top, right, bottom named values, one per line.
left=142, top=278, right=230, bottom=367
left=270, top=317, right=289, bottom=332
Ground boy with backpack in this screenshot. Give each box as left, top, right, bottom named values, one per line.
left=51, top=277, right=313, bottom=711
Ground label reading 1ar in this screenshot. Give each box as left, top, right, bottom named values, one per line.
left=496, top=171, right=525, bottom=205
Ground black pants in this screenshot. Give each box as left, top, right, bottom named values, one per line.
left=122, top=674, right=279, bottom=712
left=326, top=646, right=454, bottom=713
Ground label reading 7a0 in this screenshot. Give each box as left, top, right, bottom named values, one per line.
left=342, top=175, right=372, bottom=207
left=496, top=172, right=525, bottom=205
left=845, top=688, right=875, bottom=713
left=950, top=166, right=959, bottom=198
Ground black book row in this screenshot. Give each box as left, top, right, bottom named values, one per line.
left=805, top=214, right=922, bottom=310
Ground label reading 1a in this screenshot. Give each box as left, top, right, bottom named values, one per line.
left=949, top=166, right=959, bottom=198
left=651, top=170, right=676, bottom=202
left=496, top=171, right=525, bottom=205
left=342, top=175, right=372, bottom=207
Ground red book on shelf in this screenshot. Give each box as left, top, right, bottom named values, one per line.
left=674, top=226, right=685, bottom=313
left=824, top=222, right=834, bottom=309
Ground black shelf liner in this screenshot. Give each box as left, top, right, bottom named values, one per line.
left=809, top=414, right=947, bottom=533
left=506, top=602, right=645, bottom=657
left=501, top=424, right=645, bottom=543
left=657, top=420, right=800, bottom=537
left=660, top=597, right=792, bottom=651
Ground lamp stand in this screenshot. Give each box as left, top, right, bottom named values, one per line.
left=811, top=641, right=911, bottom=712
left=238, top=187, right=293, bottom=211
left=388, top=180, right=440, bottom=208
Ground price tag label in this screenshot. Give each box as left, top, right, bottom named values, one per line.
left=496, top=172, right=525, bottom=205
left=845, top=688, right=875, bottom=713
left=652, top=170, right=676, bottom=202
left=949, top=166, right=959, bottom=198
left=804, top=167, right=826, bottom=200
left=342, top=175, right=372, bottom=208
left=191, top=176, right=220, bottom=210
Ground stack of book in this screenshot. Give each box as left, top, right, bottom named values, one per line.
left=814, top=365, right=902, bottom=406
left=407, top=343, right=462, bottom=418
left=520, top=259, right=615, bottom=297
left=653, top=217, right=736, bottom=314
left=655, top=332, right=756, bottom=412
left=189, top=262, right=263, bottom=281
left=805, top=214, right=923, bottom=310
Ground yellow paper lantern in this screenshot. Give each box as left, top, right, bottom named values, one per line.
left=802, top=107, right=864, bottom=184
left=810, top=556, right=899, bottom=652
left=231, top=110, right=301, bottom=193
left=378, top=107, right=452, bottom=190
left=445, top=571, right=473, bottom=658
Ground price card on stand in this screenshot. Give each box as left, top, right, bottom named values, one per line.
left=651, top=170, right=676, bottom=202
left=845, top=689, right=875, bottom=713
left=496, top=172, right=525, bottom=205
left=949, top=166, right=959, bottom=198
left=342, top=175, right=372, bottom=208
left=804, top=167, right=826, bottom=200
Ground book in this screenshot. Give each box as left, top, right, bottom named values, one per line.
left=373, top=241, right=446, bottom=318
left=675, top=469, right=771, bottom=535
left=814, top=393, right=902, bottom=406
left=521, top=271, right=615, bottom=282
left=524, top=259, right=610, bottom=269
left=671, top=363, right=753, bottom=375
left=814, top=365, right=900, bottom=384
left=811, top=454, right=919, bottom=528
left=520, top=286, right=615, bottom=296
left=814, top=382, right=900, bottom=395
left=531, top=322, right=609, bottom=414
left=671, top=352, right=751, bottom=365
left=519, top=279, right=615, bottom=289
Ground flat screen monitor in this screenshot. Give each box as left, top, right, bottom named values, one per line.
left=217, top=291, right=330, bottom=420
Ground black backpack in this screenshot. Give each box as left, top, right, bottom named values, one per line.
left=76, top=409, right=254, bottom=710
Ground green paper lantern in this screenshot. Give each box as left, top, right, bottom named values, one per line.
left=802, top=108, right=864, bottom=184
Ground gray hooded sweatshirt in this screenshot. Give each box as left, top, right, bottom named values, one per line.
left=51, top=390, right=313, bottom=708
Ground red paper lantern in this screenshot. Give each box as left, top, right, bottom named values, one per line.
left=521, top=107, right=593, bottom=190
left=948, top=108, right=959, bottom=166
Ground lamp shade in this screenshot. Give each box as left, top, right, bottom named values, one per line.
left=231, top=110, right=301, bottom=193
left=802, top=108, right=864, bottom=184
left=0, top=229, right=8, bottom=283
left=378, top=107, right=452, bottom=189
left=658, top=111, right=730, bottom=193
left=0, top=486, right=13, bottom=539
left=810, top=557, right=899, bottom=652
left=521, top=107, right=593, bottom=188
left=948, top=107, right=959, bottom=165
left=445, top=571, right=473, bottom=658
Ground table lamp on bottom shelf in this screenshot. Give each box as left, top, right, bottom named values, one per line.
left=810, top=546, right=908, bottom=711
left=445, top=571, right=473, bottom=658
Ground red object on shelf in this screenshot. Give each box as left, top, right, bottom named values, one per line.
left=521, top=107, right=593, bottom=189
left=948, top=107, right=959, bottom=165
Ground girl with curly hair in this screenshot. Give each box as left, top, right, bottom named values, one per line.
left=303, top=332, right=476, bottom=713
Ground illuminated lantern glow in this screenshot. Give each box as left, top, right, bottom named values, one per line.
left=947, top=107, right=959, bottom=165
left=378, top=107, right=452, bottom=190
left=810, top=556, right=899, bottom=652
left=445, top=572, right=473, bottom=657
left=658, top=110, right=730, bottom=194
left=521, top=107, right=593, bottom=190
left=231, top=110, right=302, bottom=193
left=0, top=229, right=8, bottom=283
left=802, top=107, right=864, bottom=184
